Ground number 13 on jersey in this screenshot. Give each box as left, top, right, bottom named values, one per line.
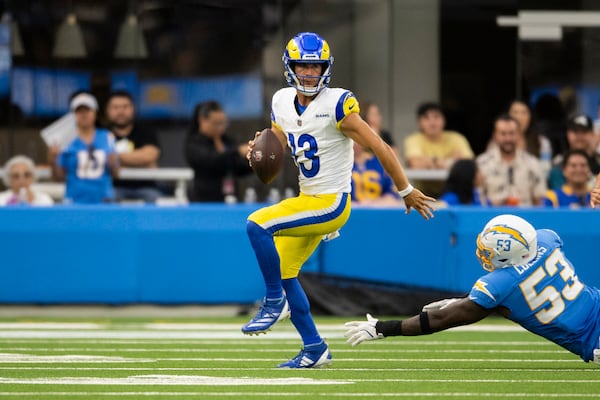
left=288, top=133, right=320, bottom=178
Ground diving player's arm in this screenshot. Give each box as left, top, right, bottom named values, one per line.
left=340, top=113, right=436, bottom=220
left=391, top=298, right=492, bottom=336
left=345, top=298, right=493, bottom=346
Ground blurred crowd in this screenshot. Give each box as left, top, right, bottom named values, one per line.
left=2, top=89, right=600, bottom=209
left=352, top=98, right=600, bottom=209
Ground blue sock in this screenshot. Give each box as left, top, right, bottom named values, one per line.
left=282, top=278, right=322, bottom=346
left=246, top=220, right=283, bottom=299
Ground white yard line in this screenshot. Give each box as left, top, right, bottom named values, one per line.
left=0, top=339, right=549, bottom=346
left=0, top=347, right=568, bottom=354
left=142, top=323, right=526, bottom=332
left=57, top=357, right=573, bottom=362
left=0, top=367, right=596, bottom=372
left=0, top=392, right=597, bottom=398
left=0, top=375, right=351, bottom=386
left=0, top=353, right=153, bottom=363
left=2, top=376, right=595, bottom=385
left=0, top=331, right=307, bottom=339
left=0, top=329, right=528, bottom=340
left=0, top=323, right=104, bottom=330
left=1, top=357, right=575, bottom=363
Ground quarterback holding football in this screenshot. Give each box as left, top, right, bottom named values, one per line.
left=242, top=31, right=435, bottom=369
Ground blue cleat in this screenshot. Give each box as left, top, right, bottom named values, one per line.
left=277, top=340, right=332, bottom=368
left=242, top=297, right=290, bottom=335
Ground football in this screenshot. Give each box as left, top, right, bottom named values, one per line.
left=250, top=128, right=284, bottom=184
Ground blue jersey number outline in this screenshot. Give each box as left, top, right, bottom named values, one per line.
left=518, top=247, right=584, bottom=324
left=288, top=133, right=320, bottom=178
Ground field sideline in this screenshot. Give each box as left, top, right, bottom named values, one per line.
left=0, top=316, right=598, bottom=399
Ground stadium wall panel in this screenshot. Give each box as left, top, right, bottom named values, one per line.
left=0, top=206, right=598, bottom=303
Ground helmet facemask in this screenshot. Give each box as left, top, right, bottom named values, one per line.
left=284, top=61, right=331, bottom=97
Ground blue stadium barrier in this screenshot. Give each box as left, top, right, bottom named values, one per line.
left=0, top=205, right=599, bottom=304
left=322, top=207, right=600, bottom=293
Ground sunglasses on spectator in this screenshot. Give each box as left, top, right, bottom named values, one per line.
left=10, top=171, right=33, bottom=180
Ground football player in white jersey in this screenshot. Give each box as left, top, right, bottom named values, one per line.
left=242, top=32, right=436, bottom=368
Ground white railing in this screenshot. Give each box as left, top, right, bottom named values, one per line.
left=0, top=167, right=446, bottom=203
left=404, top=169, right=448, bottom=181
left=0, top=167, right=195, bottom=203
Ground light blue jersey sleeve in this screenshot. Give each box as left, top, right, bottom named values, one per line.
left=468, top=271, right=512, bottom=309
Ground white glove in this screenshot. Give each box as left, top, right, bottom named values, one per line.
left=344, top=313, right=384, bottom=347
left=422, top=297, right=460, bottom=312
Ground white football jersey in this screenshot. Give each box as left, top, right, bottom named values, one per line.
left=271, top=87, right=358, bottom=195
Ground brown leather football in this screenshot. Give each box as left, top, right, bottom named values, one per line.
left=250, top=128, right=284, bottom=184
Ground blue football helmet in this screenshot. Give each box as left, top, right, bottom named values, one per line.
left=282, top=32, right=334, bottom=96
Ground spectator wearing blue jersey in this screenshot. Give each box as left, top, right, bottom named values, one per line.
left=439, top=159, right=488, bottom=206
left=351, top=142, right=400, bottom=206
left=346, top=214, right=600, bottom=364
left=49, top=93, right=119, bottom=204
left=544, top=149, right=591, bottom=208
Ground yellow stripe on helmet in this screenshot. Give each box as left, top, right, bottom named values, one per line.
left=486, top=225, right=529, bottom=250
left=320, top=40, right=330, bottom=60
left=286, top=38, right=301, bottom=60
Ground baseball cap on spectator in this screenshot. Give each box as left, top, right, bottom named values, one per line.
left=70, top=93, right=98, bottom=112
left=567, top=113, right=593, bottom=132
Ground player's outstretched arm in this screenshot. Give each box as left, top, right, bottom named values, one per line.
left=340, top=113, right=436, bottom=220
left=345, top=298, right=492, bottom=346
left=591, top=173, right=600, bottom=207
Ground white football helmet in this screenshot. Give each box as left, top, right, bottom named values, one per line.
left=476, top=214, right=538, bottom=272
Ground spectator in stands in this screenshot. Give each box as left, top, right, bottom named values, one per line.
left=507, top=100, right=552, bottom=176
left=360, top=102, right=399, bottom=158
left=184, top=101, right=251, bottom=202
left=476, top=114, right=546, bottom=206
left=48, top=92, right=119, bottom=204
left=404, top=102, right=474, bottom=197
left=549, top=114, right=600, bottom=190
left=106, top=90, right=162, bottom=203
left=544, top=150, right=591, bottom=208
left=438, top=159, right=488, bottom=206
left=591, top=171, right=600, bottom=207
left=351, top=141, right=400, bottom=206
left=534, top=93, right=567, bottom=156
left=593, top=99, right=600, bottom=136
left=0, top=155, right=53, bottom=206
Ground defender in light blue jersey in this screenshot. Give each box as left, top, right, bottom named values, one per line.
left=345, top=214, right=600, bottom=364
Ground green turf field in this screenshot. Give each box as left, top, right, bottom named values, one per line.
left=0, top=316, right=597, bottom=399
